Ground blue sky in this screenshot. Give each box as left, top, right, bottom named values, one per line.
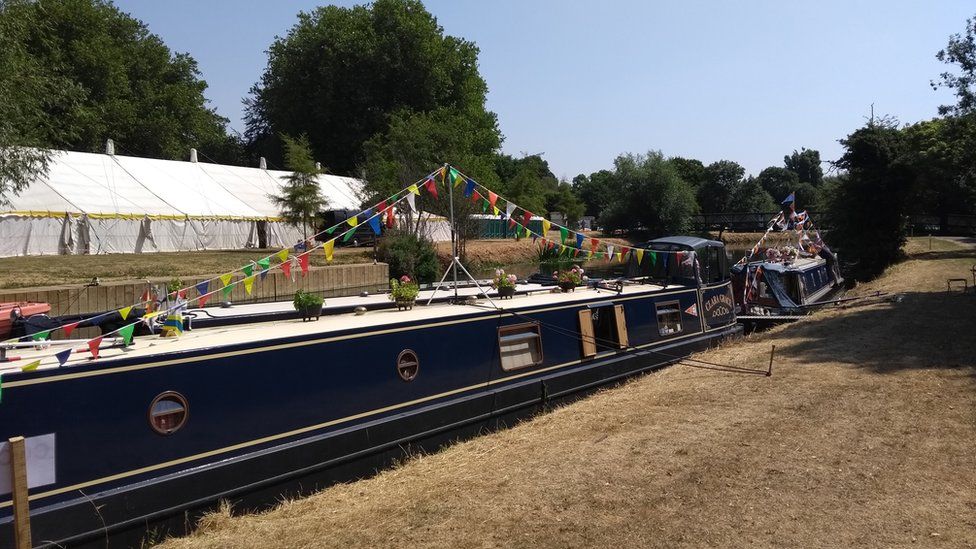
left=113, top=0, right=972, bottom=179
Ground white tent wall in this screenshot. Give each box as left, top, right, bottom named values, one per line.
left=0, top=149, right=363, bottom=257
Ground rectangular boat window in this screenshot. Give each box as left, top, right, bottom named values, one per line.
left=579, top=304, right=629, bottom=358
left=655, top=300, right=683, bottom=337
left=498, top=322, right=543, bottom=371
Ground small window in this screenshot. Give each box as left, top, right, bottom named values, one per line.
left=498, top=323, right=543, bottom=371
left=397, top=349, right=419, bottom=382
left=149, top=392, right=188, bottom=435
left=579, top=304, right=628, bottom=358
left=655, top=301, right=683, bottom=337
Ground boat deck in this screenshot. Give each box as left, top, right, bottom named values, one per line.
left=4, top=280, right=683, bottom=373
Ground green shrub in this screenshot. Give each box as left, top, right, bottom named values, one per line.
left=292, top=289, right=324, bottom=311
left=377, top=232, right=439, bottom=283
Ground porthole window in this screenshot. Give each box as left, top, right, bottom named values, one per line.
left=397, top=349, right=419, bottom=381
left=149, top=391, right=189, bottom=435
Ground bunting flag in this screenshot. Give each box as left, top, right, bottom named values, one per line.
left=32, top=331, right=49, bottom=342
left=386, top=205, right=395, bottom=228
left=587, top=250, right=594, bottom=260
left=277, top=249, right=289, bottom=263
left=21, top=360, right=40, bottom=372
left=684, top=303, right=699, bottom=317
left=299, top=253, right=310, bottom=276
left=676, top=251, right=685, bottom=264
left=242, top=264, right=253, bottom=278
left=118, top=324, right=135, bottom=345
left=195, top=281, right=211, bottom=307
left=439, top=166, right=446, bottom=185
left=616, top=252, right=623, bottom=262
left=470, top=189, right=481, bottom=203
left=280, top=259, right=292, bottom=279
left=662, top=253, right=669, bottom=271
left=89, top=336, right=102, bottom=359
left=221, top=273, right=234, bottom=297
left=258, top=258, right=271, bottom=279
left=449, top=167, right=461, bottom=187
left=347, top=215, right=357, bottom=227
left=492, top=205, right=500, bottom=216
left=575, top=232, right=584, bottom=248
left=505, top=202, right=516, bottom=219
left=55, top=348, right=72, bottom=367
left=522, top=210, right=532, bottom=227
left=323, top=239, right=335, bottom=261
left=635, top=249, right=644, bottom=265
left=406, top=192, right=417, bottom=213
left=424, top=178, right=438, bottom=199
left=488, top=191, right=498, bottom=210
left=343, top=228, right=355, bottom=242
left=606, top=245, right=614, bottom=259
left=573, top=248, right=581, bottom=258
left=326, top=225, right=337, bottom=235
left=220, top=273, right=233, bottom=288
left=508, top=216, right=518, bottom=230
left=542, top=218, right=551, bottom=235
left=408, top=183, right=420, bottom=195
left=560, top=227, right=569, bottom=243
left=649, top=250, right=657, bottom=266
left=118, top=306, right=132, bottom=321
left=621, top=246, right=630, bottom=256
left=243, top=275, right=255, bottom=295
left=464, top=178, right=475, bottom=198
left=377, top=199, right=388, bottom=215
left=62, top=321, right=79, bottom=337
left=481, top=198, right=490, bottom=213
left=590, top=238, right=599, bottom=251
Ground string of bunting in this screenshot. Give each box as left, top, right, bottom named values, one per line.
left=0, top=169, right=441, bottom=371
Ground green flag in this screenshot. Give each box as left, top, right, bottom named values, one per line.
left=31, top=331, right=49, bottom=341
left=326, top=225, right=337, bottom=235
left=257, top=257, right=271, bottom=272
left=649, top=251, right=657, bottom=266
left=242, top=264, right=253, bottom=277
left=222, top=284, right=234, bottom=297
left=560, top=227, right=568, bottom=243
left=118, top=324, right=135, bottom=345
left=343, top=229, right=355, bottom=242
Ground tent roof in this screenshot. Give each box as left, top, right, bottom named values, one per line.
left=1, top=149, right=363, bottom=219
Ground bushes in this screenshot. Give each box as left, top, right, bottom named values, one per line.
left=376, top=232, right=439, bottom=283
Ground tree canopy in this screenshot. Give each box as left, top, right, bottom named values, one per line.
left=933, top=13, right=976, bottom=115
left=0, top=0, right=237, bottom=165
left=696, top=160, right=746, bottom=213
left=246, top=0, right=497, bottom=175
left=598, top=152, right=698, bottom=236
left=783, top=148, right=824, bottom=187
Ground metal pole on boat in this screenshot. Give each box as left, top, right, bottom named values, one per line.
left=447, top=163, right=459, bottom=301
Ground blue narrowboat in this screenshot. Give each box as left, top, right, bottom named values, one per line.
left=0, top=239, right=739, bottom=547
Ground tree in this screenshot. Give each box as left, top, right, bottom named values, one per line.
left=729, top=177, right=776, bottom=212
left=784, top=148, right=824, bottom=187
left=697, top=160, right=745, bottom=213
left=546, top=180, right=585, bottom=227
left=246, top=0, right=497, bottom=174
left=0, top=0, right=238, bottom=163
left=755, top=167, right=799, bottom=202
left=598, top=152, right=698, bottom=235
left=667, top=157, right=706, bottom=188
left=272, top=135, right=327, bottom=241
left=571, top=170, right=614, bottom=218
left=821, top=118, right=913, bottom=280
left=902, top=115, right=976, bottom=223
left=933, top=12, right=976, bottom=115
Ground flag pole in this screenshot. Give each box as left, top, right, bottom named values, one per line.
left=448, top=163, right=459, bottom=301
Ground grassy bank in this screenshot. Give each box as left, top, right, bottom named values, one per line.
left=158, top=237, right=976, bottom=548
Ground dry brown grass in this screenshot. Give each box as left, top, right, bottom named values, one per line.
left=159, top=237, right=976, bottom=549
left=0, top=247, right=373, bottom=289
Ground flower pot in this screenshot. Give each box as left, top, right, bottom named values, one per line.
left=395, top=299, right=415, bottom=311
left=497, top=286, right=516, bottom=299
left=558, top=281, right=577, bottom=292
left=299, top=303, right=323, bottom=322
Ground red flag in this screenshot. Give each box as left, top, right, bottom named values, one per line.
left=280, top=259, right=292, bottom=278
left=522, top=210, right=532, bottom=227
left=88, top=336, right=102, bottom=359
left=425, top=177, right=438, bottom=199
left=197, top=291, right=212, bottom=308
left=621, top=246, right=630, bottom=255
left=573, top=248, right=581, bottom=257
left=299, top=253, right=310, bottom=276
left=590, top=238, right=599, bottom=251
left=62, top=321, right=79, bottom=337
left=676, top=251, right=685, bottom=264
left=470, top=190, right=480, bottom=203
left=377, top=199, right=388, bottom=215
left=488, top=191, right=498, bottom=210
left=386, top=206, right=395, bottom=228
left=508, top=217, right=517, bottom=230
left=547, top=240, right=555, bottom=250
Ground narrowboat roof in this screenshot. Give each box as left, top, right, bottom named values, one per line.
left=3, top=279, right=695, bottom=374
left=748, top=256, right=826, bottom=273
left=645, top=236, right=723, bottom=251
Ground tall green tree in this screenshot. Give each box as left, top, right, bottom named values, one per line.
left=730, top=176, right=776, bottom=212
left=599, top=151, right=698, bottom=235
left=932, top=12, right=976, bottom=115
left=783, top=148, right=824, bottom=187
left=667, top=157, right=706, bottom=188
left=247, top=0, right=497, bottom=175
left=0, top=0, right=237, bottom=163
left=755, top=167, right=799, bottom=202
left=696, top=160, right=745, bottom=213
left=272, top=135, right=327, bottom=241
left=571, top=170, right=614, bottom=218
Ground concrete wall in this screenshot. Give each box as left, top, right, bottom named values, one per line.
left=0, top=263, right=390, bottom=318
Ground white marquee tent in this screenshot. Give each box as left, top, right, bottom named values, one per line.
left=0, top=148, right=363, bottom=257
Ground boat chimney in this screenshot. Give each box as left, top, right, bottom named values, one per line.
left=105, top=139, right=115, bottom=155
left=189, top=148, right=198, bottom=163
left=259, top=157, right=267, bottom=170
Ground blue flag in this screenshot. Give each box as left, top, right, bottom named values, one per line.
left=575, top=232, right=584, bottom=248
left=55, top=348, right=72, bottom=367
left=368, top=213, right=381, bottom=235
left=196, top=280, right=209, bottom=297
left=464, top=178, right=476, bottom=198
left=781, top=192, right=795, bottom=205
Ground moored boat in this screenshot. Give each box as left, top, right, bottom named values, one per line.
left=0, top=240, right=740, bottom=547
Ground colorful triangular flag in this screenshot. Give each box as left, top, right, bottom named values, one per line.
left=55, top=348, right=72, bottom=367
left=195, top=280, right=211, bottom=307
left=408, top=183, right=420, bottom=195
left=464, top=178, right=475, bottom=198
left=368, top=214, right=381, bottom=235
left=299, top=253, right=310, bottom=276
left=118, top=324, right=135, bottom=345
left=31, top=331, right=49, bottom=342
left=425, top=178, right=438, bottom=199
left=21, top=360, right=40, bottom=372
left=636, top=249, right=644, bottom=265
left=347, top=215, right=357, bottom=227
left=323, top=239, right=335, bottom=261
left=276, top=249, right=289, bottom=263
left=243, top=275, right=255, bottom=295
left=118, top=306, right=132, bottom=320
left=542, top=218, right=551, bottom=235
left=560, top=227, right=569, bottom=243
left=89, top=336, right=103, bottom=359
left=62, top=321, right=79, bottom=337
left=488, top=191, right=498, bottom=210
left=575, top=233, right=584, bottom=248
left=280, top=259, right=292, bottom=279
left=242, top=264, right=253, bottom=278
left=258, top=258, right=271, bottom=279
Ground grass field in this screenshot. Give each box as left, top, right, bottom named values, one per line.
left=156, top=237, right=976, bottom=549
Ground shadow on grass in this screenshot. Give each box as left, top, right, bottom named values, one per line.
left=907, top=249, right=976, bottom=261
left=772, top=291, right=976, bottom=375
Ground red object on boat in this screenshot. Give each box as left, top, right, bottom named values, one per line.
left=0, top=301, right=52, bottom=339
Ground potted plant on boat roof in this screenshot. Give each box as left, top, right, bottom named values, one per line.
left=293, top=289, right=324, bottom=322
left=389, top=275, right=419, bottom=311
left=491, top=269, right=518, bottom=299
left=553, top=265, right=584, bottom=292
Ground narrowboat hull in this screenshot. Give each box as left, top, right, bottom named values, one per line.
left=0, top=282, right=739, bottom=548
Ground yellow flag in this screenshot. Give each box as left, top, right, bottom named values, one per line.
left=347, top=216, right=357, bottom=227
left=142, top=310, right=163, bottom=320
left=276, top=249, right=289, bottom=262
left=220, top=273, right=233, bottom=287
left=636, top=249, right=644, bottom=265
left=118, top=306, right=132, bottom=320
left=408, top=184, right=420, bottom=195
left=542, top=219, right=551, bottom=235
left=587, top=250, right=593, bottom=260
left=21, top=360, right=40, bottom=372
left=323, top=239, right=335, bottom=261
left=615, top=252, right=622, bottom=262
left=243, top=275, right=255, bottom=295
